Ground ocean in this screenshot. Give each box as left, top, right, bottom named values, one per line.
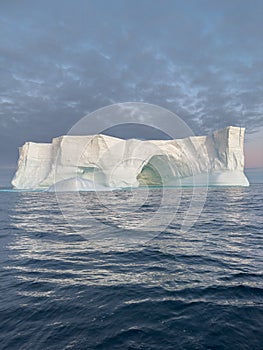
left=0, top=185, right=262, bottom=349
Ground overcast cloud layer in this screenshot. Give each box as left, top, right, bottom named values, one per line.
left=1, top=0, right=263, bottom=165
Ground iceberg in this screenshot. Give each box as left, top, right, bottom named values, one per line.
left=47, top=177, right=118, bottom=192
left=12, top=126, right=249, bottom=190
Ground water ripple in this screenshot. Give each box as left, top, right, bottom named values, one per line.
left=0, top=185, right=262, bottom=349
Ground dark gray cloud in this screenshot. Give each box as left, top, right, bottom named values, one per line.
left=1, top=0, right=263, bottom=165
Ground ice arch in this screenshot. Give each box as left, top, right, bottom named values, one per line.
left=136, top=154, right=195, bottom=187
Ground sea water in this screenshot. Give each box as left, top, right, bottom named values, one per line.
left=0, top=185, right=262, bottom=349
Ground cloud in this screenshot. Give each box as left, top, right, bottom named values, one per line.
left=0, top=0, right=262, bottom=165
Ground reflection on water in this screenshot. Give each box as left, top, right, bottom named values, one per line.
left=6, top=187, right=263, bottom=292
left=11, top=188, right=185, bottom=244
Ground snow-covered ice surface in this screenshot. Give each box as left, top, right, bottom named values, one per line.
left=12, top=126, right=249, bottom=190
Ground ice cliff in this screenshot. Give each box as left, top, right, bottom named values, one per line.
left=12, top=126, right=249, bottom=190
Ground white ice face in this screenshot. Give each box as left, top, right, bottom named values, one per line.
left=11, top=126, right=249, bottom=190
left=47, top=177, right=118, bottom=192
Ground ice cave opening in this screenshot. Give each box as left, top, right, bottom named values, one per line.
left=137, top=155, right=176, bottom=186
left=78, top=166, right=106, bottom=185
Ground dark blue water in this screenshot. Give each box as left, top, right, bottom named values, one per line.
left=0, top=186, right=262, bottom=349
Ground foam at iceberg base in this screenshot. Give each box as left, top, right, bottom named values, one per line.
left=12, top=126, right=249, bottom=190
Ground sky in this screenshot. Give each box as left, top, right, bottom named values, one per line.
left=0, top=0, right=262, bottom=174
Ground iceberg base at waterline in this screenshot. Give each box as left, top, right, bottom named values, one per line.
left=47, top=170, right=249, bottom=192
left=47, top=177, right=117, bottom=192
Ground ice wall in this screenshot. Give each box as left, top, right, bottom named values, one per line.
left=12, top=126, right=249, bottom=189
